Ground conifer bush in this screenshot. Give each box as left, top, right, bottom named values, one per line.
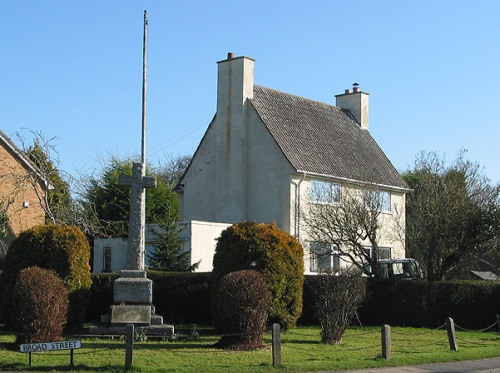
left=1, top=225, right=91, bottom=329
left=11, top=266, right=68, bottom=344
left=212, top=221, right=304, bottom=329
left=214, top=270, right=270, bottom=350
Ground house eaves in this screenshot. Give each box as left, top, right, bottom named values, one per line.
left=0, top=130, right=51, bottom=191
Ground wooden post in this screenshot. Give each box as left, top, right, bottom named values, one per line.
left=381, top=324, right=392, bottom=360
left=29, top=351, right=32, bottom=366
left=125, top=323, right=134, bottom=369
left=272, top=323, right=282, bottom=368
left=446, top=317, right=458, bottom=351
left=70, top=349, right=74, bottom=367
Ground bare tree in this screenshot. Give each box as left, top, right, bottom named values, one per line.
left=404, top=150, right=500, bottom=280
left=156, top=154, right=192, bottom=186
left=302, top=184, right=403, bottom=276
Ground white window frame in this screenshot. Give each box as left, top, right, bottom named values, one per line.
left=309, top=242, right=341, bottom=273
left=310, top=180, right=341, bottom=204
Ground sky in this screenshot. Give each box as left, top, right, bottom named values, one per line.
left=1, top=1, right=499, bottom=184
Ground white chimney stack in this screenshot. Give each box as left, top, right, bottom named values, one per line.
left=335, top=83, right=370, bottom=130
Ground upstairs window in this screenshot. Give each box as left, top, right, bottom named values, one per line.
left=310, top=180, right=341, bottom=204
left=365, top=190, right=391, bottom=212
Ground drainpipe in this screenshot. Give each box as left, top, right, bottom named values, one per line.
left=291, top=172, right=307, bottom=240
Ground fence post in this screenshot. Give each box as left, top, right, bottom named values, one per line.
left=446, top=317, right=458, bottom=351
left=272, top=323, right=281, bottom=368
left=125, top=323, right=134, bottom=369
left=497, top=315, right=500, bottom=334
left=381, top=324, right=392, bottom=360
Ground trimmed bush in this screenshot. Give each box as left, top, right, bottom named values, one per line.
left=212, top=221, right=304, bottom=329
left=214, top=270, right=270, bottom=350
left=1, top=225, right=92, bottom=330
left=12, top=266, right=68, bottom=344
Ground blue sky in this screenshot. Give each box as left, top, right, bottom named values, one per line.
left=1, top=1, right=499, bottom=183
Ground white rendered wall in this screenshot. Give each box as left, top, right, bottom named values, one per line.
left=180, top=220, right=231, bottom=272
left=93, top=238, right=127, bottom=273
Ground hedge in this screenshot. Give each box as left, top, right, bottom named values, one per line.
left=86, top=273, right=500, bottom=330
left=301, top=276, right=500, bottom=329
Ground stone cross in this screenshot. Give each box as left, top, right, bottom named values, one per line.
left=119, top=162, right=156, bottom=270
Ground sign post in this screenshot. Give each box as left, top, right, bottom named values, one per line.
left=20, top=340, right=82, bottom=367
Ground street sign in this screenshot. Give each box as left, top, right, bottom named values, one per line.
left=20, top=340, right=81, bottom=353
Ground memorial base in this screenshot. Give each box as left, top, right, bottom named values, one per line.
left=89, top=269, right=174, bottom=337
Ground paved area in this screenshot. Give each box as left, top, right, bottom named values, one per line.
left=332, top=357, right=500, bottom=372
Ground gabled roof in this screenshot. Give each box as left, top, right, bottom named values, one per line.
left=0, top=129, right=50, bottom=190
left=250, top=85, right=409, bottom=190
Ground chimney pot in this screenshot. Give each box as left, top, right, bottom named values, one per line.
left=227, top=52, right=234, bottom=60
left=352, top=82, right=360, bottom=93
left=345, top=89, right=350, bottom=94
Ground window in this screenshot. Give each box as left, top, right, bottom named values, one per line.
left=310, top=180, right=341, bottom=204
left=363, top=246, right=391, bottom=261
left=365, top=190, right=391, bottom=212
left=103, top=247, right=112, bottom=272
left=379, top=191, right=391, bottom=212
left=310, top=242, right=340, bottom=273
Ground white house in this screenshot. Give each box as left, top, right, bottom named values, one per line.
left=176, top=53, right=410, bottom=274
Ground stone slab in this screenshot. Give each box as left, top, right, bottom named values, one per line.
left=111, top=305, right=152, bottom=325
left=113, top=272, right=152, bottom=304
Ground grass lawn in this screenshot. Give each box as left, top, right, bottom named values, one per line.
left=1, top=325, right=500, bottom=372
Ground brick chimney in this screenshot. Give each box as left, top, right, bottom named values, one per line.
left=335, top=83, right=370, bottom=130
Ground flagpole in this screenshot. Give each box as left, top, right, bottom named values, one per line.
left=141, top=10, right=148, bottom=172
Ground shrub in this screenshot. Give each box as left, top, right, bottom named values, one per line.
left=212, top=221, right=304, bottom=329
left=314, top=269, right=366, bottom=344
left=1, top=225, right=92, bottom=330
left=11, top=266, right=68, bottom=344
left=214, top=270, right=270, bottom=350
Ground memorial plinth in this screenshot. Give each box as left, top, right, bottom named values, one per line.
left=113, top=270, right=152, bottom=304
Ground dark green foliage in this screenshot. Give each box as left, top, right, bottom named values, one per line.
left=214, top=270, right=270, bottom=350
left=81, top=156, right=179, bottom=238
left=212, top=221, right=304, bottom=329
left=314, top=270, right=366, bottom=344
left=360, top=280, right=500, bottom=329
left=25, top=140, right=72, bottom=225
left=147, top=218, right=199, bottom=272
left=1, top=225, right=91, bottom=329
left=86, top=273, right=120, bottom=322
left=12, top=266, right=68, bottom=344
left=302, top=276, right=500, bottom=329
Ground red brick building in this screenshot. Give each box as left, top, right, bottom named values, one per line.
left=0, top=130, right=48, bottom=255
